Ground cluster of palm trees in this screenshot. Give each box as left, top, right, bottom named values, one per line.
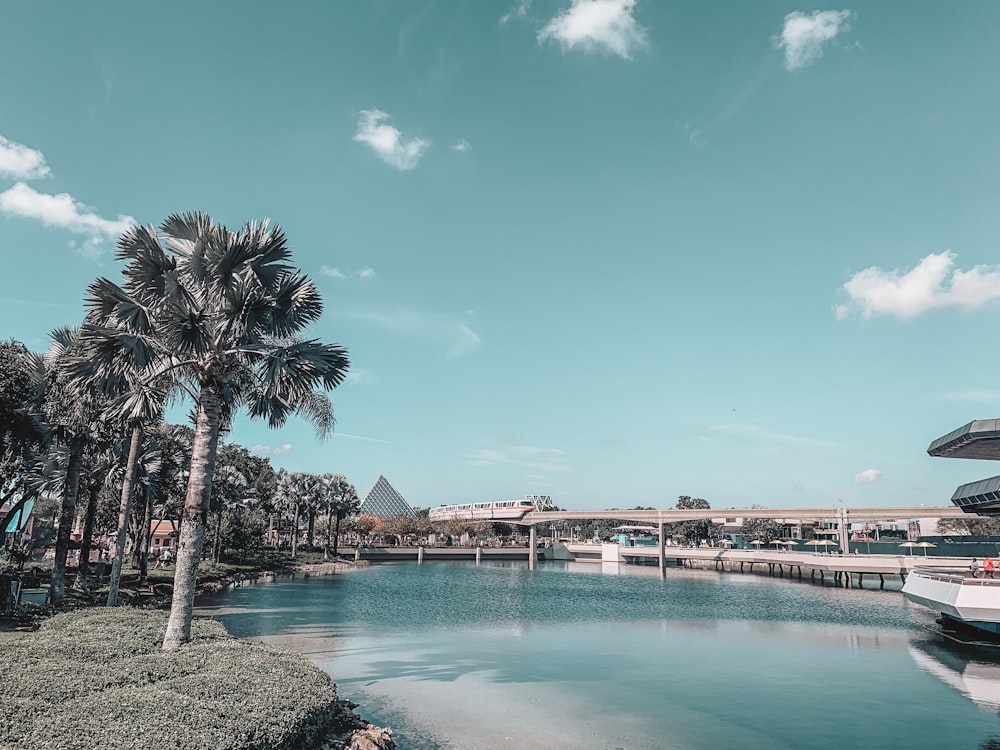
left=0, top=212, right=350, bottom=650
left=274, top=470, right=358, bottom=559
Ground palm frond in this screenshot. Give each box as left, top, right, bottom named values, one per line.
left=268, top=272, right=324, bottom=337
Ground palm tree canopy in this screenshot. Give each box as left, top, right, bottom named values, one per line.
left=78, top=213, right=349, bottom=436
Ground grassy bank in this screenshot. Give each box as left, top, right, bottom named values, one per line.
left=0, top=608, right=341, bottom=750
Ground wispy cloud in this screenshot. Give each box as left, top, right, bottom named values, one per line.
left=334, top=432, right=390, bottom=444
left=500, top=0, right=532, bottom=25
left=0, top=136, right=50, bottom=179
left=835, top=251, right=1000, bottom=320
left=353, top=109, right=430, bottom=171
left=706, top=421, right=840, bottom=449
left=451, top=140, right=472, bottom=152
left=538, top=0, right=648, bottom=60
left=349, top=308, right=482, bottom=358
left=323, top=265, right=376, bottom=280
left=854, top=468, right=881, bottom=484
left=0, top=182, right=135, bottom=260
left=774, top=10, right=853, bottom=71
left=343, top=369, right=370, bottom=387
left=939, top=389, right=1000, bottom=405
left=466, top=444, right=570, bottom=472
left=252, top=443, right=293, bottom=456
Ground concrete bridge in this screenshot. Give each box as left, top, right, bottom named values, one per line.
left=518, top=505, right=971, bottom=569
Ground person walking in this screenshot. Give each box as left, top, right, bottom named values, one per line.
left=971, top=558, right=981, bottom=578
left=985, top=556, right=995, bottom=579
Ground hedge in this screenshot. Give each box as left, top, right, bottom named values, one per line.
left=0, top=609, right=338, bottom=750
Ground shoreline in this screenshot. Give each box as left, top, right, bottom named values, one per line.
left=195, top=558, right=396, bottom=750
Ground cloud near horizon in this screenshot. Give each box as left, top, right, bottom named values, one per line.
left=775, top=10, right=853, bottom=71
left=538, top=0, right=648, bottom=59
left=353, top=109, right=430, bottom=171
left=0, top=181, right=135, bottom=260
left=854, top=468, right=881, bottom=484
left=835, top=251, right=1000, bottom=320
left=322, top=265, right=376, bottom=280
left=252, top=443, right=293, bottom=456
left=0, top=136, right=50, bottom=179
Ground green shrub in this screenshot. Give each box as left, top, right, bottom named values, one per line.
left=0, top=609, right=338, bottom=750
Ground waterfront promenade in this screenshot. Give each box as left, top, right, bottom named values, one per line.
left=346, top=543, right=973, bottom=587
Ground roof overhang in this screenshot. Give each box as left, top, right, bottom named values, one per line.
left=928, top=420, right=1000, bottom=460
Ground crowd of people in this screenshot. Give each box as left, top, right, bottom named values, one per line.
left=969, top=557, right=996, bottom=578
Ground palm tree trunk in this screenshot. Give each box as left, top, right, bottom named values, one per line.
left=324, top=500, right=333, bottom=560
left=75, top=473, right=100, bottom=591
left=51, top=443, right=85, bottom=604
left=213, top=506, right=223, bottom=564
left=108, top=424, right=142, bottom=606
left=137, top=493, right=155, bottom=580
left=333, top=514, right=342, bottom=558
left=291, top=504, right=300, bottom=559
left=307, top=507, right=315, bottom=549
left=162, top=386, right=223, bottom=651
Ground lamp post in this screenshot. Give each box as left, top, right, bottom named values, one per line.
left=550, top=525, right=557, bottom=545
left=574, top=526, right=581, bottom=542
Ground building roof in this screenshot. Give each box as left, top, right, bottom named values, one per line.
left=949, top=474, right=1000, bottom=515
left=928, top=419, right=1000, bottom=459
left=358, top=475, right=416, bottom=519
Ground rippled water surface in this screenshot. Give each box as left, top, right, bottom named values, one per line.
left=208, top=562, right=1000, bottom=749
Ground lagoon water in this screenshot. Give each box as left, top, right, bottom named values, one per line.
left=208, top=561, right=1000, bottom=749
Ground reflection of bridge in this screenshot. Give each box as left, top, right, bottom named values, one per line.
left=517, top=505, right=971, bottom=569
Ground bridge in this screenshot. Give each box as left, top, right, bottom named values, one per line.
left=514, top=505, right=971, bottom=569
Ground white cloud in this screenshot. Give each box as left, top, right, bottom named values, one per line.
left=353, top=109, right=430, bottom=171
left=452, top=140, right=472, bottom=152
left=466, top=444, right=570, bottom=472
left=774, top=10, right=853, bottom=71
left=252, top=443, right=293, bottom=456
left=854, top=468, right=881, bottom=484
left=707, top=421, right=839, bottom=449
left=349, top=308, right=482, bottom=358
left=836, top=251, right=1000, bottom=320
left=358, top=266, right=376, bottom=279
left=538, top=0, right=648, bottom=60
left=0, top=182, right=135, bottom=260
left=500, top=0, right=532, bottom=25
left=343, top=369, right=370, bottom=386
left=0, top=136, right=50, bottom=179
left=321, top=266, right=346, bottom=279
left=322, top=265, right=376, bottom=280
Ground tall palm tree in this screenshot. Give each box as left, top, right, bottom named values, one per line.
left=323, top=474, right=358, bottom=559
left=78, top=213, right=349, bottom=650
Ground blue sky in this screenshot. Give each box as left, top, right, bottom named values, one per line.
left=2, top=1, right=1000, bottom=511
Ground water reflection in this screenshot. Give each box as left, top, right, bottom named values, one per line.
left=910, top=637, right=1000, bottom=711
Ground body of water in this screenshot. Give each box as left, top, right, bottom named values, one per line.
left=206, top=561, right=1000, bottom=749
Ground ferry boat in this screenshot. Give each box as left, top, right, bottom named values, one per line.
left=903, top=567, right=1000, bottom=641
left=903, top=419, right=1000, bottom=641
left=428, top=496, right=551, bottom=523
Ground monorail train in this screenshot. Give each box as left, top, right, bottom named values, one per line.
left=428, top=498, right=537, bottom=523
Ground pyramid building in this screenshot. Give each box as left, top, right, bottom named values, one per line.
left=358, top=475, right=417, bottom=519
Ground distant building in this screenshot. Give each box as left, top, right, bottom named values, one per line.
left=358, top=475, right=417, bottom=519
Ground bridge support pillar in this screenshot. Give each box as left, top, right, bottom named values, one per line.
left=476, top=547, right=482, bottom=565
left=417, top=546, right=424, bottom=564
left=658, top=522, right=665, bottom=578
left=354, top=547, right=360, bottom=562
left=528, top=526, right=537, bottom=570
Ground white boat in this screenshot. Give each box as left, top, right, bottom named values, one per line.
left=903, top=567, right=1000, bottom=640
left=429, top=496, right=547, bottom=523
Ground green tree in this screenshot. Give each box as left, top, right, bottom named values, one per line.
left=78, top=214, right=349, bottom=650
left=666, top=496, right=713, bottom=545
left=322, top=473, right=358, bottom=559
left=936, top=517, right=1000, bottom=536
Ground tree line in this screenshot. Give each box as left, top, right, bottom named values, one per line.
left=0, top=212, right=351, bottom=649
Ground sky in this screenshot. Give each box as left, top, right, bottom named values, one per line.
left=2, top=1, right=1000, bottom=512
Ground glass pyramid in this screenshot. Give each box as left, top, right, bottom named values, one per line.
left=358, top=475, right=417, bottom=519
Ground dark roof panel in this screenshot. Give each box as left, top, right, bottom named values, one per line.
left=928, top=419, right=1000, bottom=459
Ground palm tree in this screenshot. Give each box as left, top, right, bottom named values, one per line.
left=323, top=474, right=358, bottom=559
left=78, top=213, right=349, bottom=650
